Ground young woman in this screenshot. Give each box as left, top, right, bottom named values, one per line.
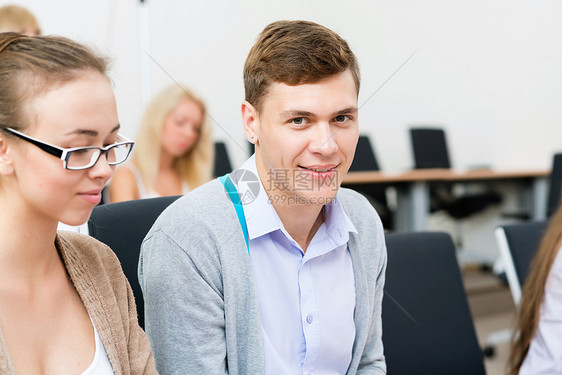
left=0, top=33, right=157, bottom=374
left=509, top=205, right=562, bottom=374
left=109, top=84, right=214, bottom=202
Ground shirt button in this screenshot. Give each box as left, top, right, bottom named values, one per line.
left=306, top=314, right=313, bottom=324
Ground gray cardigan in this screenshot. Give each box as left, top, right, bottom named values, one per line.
left=139, top=180, right=387, bottom=374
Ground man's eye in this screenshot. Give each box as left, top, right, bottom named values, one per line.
left=335, top=115, right=348, bottom=122
left=292, top=118, right=305, bottom=125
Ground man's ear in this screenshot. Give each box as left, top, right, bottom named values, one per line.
left=241, top=100, right=259, bottom=145
left=0, top=135, right=15, bottom=176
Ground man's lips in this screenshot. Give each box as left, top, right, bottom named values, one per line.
left=298, top=165, right=338, bottom=173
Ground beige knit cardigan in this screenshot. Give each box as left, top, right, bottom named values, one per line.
left=0, top=231, right=158, bottom=374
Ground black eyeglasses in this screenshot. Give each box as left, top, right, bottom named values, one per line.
left=4, top=127, right=134, bottom=170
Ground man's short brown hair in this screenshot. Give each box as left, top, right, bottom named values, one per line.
left=244, top=20, right=360, bottom=113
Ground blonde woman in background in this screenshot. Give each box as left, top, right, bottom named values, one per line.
left=0, top=4, right=41, bottom=35
left=509, top=205, right=562, bottom=374
left=109, top=84, right=214, bottom=202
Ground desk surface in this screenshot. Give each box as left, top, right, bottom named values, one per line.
left=343, top=168, right=550, bottom=185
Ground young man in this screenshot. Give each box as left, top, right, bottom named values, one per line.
left=139, top=20, right=387, bottom=374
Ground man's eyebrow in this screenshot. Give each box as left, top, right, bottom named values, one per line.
left=279, top=110, right=315, bottom=118
left=279, top=108, right=358, bottom=119
left=64, top=124, right=121, bottom=137
left=333, top=107, right=358, bottom=116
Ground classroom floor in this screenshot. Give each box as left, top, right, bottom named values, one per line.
left=463, top=267, right=516, bottom=375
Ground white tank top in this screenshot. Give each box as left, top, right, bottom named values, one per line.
left=81, top=320, right=114, bottom=375
left=127, top=163, right=190, bottom=199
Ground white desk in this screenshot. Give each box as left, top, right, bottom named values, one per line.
left=343, top=169, right=549, bottom=232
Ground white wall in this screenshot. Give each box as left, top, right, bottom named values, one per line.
left=11, top=0, right=562, bottom=171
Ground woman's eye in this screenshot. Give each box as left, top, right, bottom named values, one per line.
left=102, top=139, right=117, bottom=148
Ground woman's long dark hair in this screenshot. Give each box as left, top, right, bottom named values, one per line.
left=508, top=205, right=562, bottom=374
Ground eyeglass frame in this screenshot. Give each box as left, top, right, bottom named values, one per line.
left=2, top=127, right=134, bottom=170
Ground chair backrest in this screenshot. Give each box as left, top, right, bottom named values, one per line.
left=547, top=153, right=562, bottom=217
left=495, top=220, right=548, bottom=305
left=345, top=135, right=389, bottom=219
left=349, top=135, right=381, bottom=172
left=410, top=127, right=451, bottom=169
left=248, top=140, right=255, bottom=156
left=213, top=141, right=233, bottom=177
left=383, top=232, right=485, bottom=375
left=88, top=195, right=181, bottom=329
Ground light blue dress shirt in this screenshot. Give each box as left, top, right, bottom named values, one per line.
left=239, top=156, right=357, bottom=375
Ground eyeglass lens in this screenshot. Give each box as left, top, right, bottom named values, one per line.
left=67, top=143, right=131, bottom=169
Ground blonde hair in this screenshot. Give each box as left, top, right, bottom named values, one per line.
left=508, top=206, right=562, bottom=374
left=0, top=32, right=107, bottom=134
left=0, top=5, right=41, bottom=35
left=132, top=84, right=213, bottom=191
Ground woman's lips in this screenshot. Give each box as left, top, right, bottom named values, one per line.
left=78, top=190, right=102, bottom=205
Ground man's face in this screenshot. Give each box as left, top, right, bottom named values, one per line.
left=246, top=69, right=359, bottom=207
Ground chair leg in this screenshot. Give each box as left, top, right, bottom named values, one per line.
left=483, top=328, right=512, bottom=358
left=454, top=220, right=464, bottom=248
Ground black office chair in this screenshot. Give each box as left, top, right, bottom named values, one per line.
left=248, top=140, right=255, bottom=156
left=483, top=220, right=548, bottom=356
left=213, top=141, right=233, bottom=177
left=410, top=128, right=451, bottom=169
left=547, top=153, right=562, bottom=217
left=349, top=135, right=381, bottom=171
left=495, top=220, right=547, bottom=306
left=88, top=195, right=182, bottom=329
left=383, top=232, right=486, bottom=374
left=345, top=135, right=392, bottom=229
left=409, top=127, right=502, bottom=246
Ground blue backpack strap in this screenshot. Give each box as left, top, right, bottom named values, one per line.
left=219, top=174, right=250, bottom=254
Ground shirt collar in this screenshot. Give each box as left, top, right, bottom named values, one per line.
left=238, top=155, right=284, bottom=240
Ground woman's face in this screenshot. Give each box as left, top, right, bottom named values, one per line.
left=7, top=71, right=119, bottom=226
left=160, top=98, right=203, bottom=159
